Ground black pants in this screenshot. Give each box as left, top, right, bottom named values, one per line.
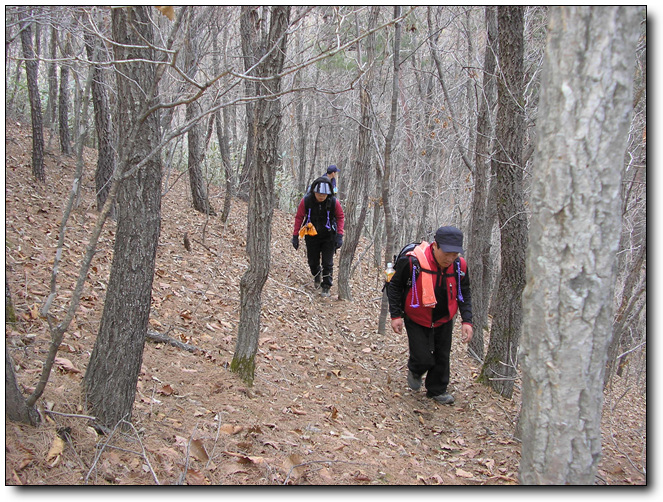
left=404, top=317, right=453, bottom=396
left=304, top=234, right=335, bottom=287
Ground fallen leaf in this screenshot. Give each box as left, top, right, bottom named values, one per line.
left=223, top=451, right=266, bottom=465
left=218, top=424, right=244, bottom=435
left=186, top=468, right=208, bottom=485
left=54, top=357, right=81, bottom=374
left=46, top=435, right=65, bottom=466
left=189, top=439, right=209, bottom=462
left=455, top=468, right=474, bottom=478
left=157, top=384, right=175, bottom=396
left=283, top=454, right=305, bottom=483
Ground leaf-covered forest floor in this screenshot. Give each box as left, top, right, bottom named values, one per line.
left=5, top=121, right=646, bottom=486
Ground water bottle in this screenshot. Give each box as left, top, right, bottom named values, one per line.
left=385, top=262, right=395, bottom=282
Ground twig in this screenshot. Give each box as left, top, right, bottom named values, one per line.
left=146, top=329, right=199, bottom=353
left=177, top=424, right=200, bottom=485
left=121, top=420, right=160, bottom=485
left=44, top=410, right=96, bottom=421
left=85, top=418, right=125, bottom=484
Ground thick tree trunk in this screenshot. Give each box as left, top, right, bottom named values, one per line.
left=84, top=6, right=163, bottom=428
left=480, top=6, right=527, bottom=399
left=519, top=6, right=639, bottom=484
left=232, top=6, right=290, bottom=385
left=18, top=8, right=45, bottom=182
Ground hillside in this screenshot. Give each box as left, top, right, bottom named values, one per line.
left=4, top=121, right=645, bottom=485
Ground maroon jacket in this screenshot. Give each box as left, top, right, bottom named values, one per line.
left=293, top=194, right=344, bottom=237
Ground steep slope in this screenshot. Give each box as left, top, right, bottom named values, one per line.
left=4, top=121, right=645, bottom=485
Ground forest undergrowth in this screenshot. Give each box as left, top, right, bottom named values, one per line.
left=4, top=121, right=646, bottom=485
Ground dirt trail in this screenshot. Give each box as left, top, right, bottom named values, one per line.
left=4, top=122, right=646, bottom=485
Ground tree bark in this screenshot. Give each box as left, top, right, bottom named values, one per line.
left=467, top=6, right=498, bottom=360
left=377, top=6, right=402, bottom=335
left=212, top=25, right=234, bottom=224
left=84, top=6, right=163, bottom=428
left=6, top=348, right=40, bottom=426
left=46, top=25, right=58, bottom=129
left=337, top=6, right=379, bottom=301
left=232, top=6, right=290, bottom=385
left=58, top=33, right=72, bottom=156
left=480, top=6, right=527, bottom=399
left=184, top=11, right=215, bottom=216
left=18, top=7, right=45, bottom=182
left=518, top=6, right=639, bottom=485
left=236, top=6, right=262, bottom=202
left=84, top=20, right=116, bottom=218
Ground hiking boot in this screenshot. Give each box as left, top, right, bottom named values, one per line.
left=428, top=392, right=454, bottom=405
left=314, top=274, right=321, bottom=289
left=407, top=370, right=422, bottom=391
left=320, top=286, right=330, bottom=297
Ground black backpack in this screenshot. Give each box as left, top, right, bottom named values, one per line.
left=303, top=177, right=337, bottom=234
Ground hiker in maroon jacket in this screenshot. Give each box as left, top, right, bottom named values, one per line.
left=292, top=176, right=345, bottom=297
left=387, top=226, right=473, bottom=404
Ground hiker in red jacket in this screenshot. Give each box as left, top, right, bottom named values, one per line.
left=386, top=226, right=473, bottom=404
left=292, top=176, right=345, bottom=297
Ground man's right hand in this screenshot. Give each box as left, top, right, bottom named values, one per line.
left=291, top=235, right=299, bottom=250
left=391, top=317, right=404, bottom=334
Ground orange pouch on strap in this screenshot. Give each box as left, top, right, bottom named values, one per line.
left=410, top=242, right=436, bottom=308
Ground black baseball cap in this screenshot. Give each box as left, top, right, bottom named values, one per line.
left=434, top=226, right=464, bottom=253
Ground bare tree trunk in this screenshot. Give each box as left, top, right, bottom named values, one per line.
left=480, top=6, right=527, bottom=399
left=84, top=6, right=163, bottom=428
left=377, top=6, right=402, bottom=334
left=6, top=348, right=40, bottom=426
left=467, top=6, right=498, bottom=361
left=5, top=275, right=39, bottom=425
left=84, top=19, right=116, bottom=218
left=46, top=25, right=58, bottom=130
left=18, top=7, right=45, bottom=182
left=337, top=6, right=379, bottom=301
left=518, top=6, right=639, bottom=485
left=184, top=11, right=215, bottom=216
left=58, top=33, right=72, bottom=156
left=217, top=106, right=234, bottom=224
left=232, top=6, right=290, bottom=385
left=237, top=6, right=261, bottom=202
